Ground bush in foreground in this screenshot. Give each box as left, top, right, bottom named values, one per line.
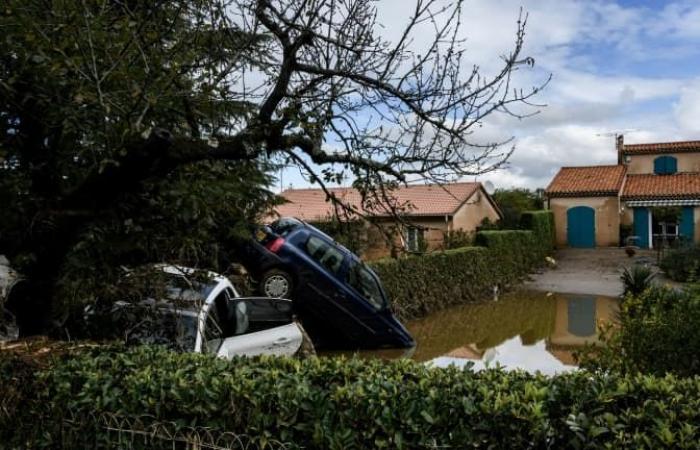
left=579, top=285, right=700, bottom=377
left=659, top=245, right=700, bottom=281
left=2, top=345, right=700, bottom=449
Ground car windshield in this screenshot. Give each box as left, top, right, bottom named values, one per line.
left=347, top=261, right=388, bottom=311
left=113, top=304, right=199, bottom=352
left=162, top=273, right=216, bottom=304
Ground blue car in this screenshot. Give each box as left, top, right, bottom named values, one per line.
left=240, top=217, right=414, bottom=349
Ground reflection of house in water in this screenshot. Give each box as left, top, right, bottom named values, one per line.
left=547, top=294, right=619, bottom=365
left=445, top=344, right=485, bottom=360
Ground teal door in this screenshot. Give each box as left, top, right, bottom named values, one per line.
left=567, top=206, right=595, bottom=248
left=680, top=206, right=695, bottom=244
left=633, top=207, right=650, bottom=248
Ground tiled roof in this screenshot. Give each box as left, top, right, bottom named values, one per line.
left=623, top=140, right=700, bottom=155
left=622, top=173, right=700, bottom=200
left=275, top=182, right=482, bottom=221
left=545, top=165, right=626, bottom=198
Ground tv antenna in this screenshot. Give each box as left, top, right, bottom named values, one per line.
left=596, top=129, right=639, bottom=138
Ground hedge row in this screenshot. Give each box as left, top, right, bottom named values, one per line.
left=371, top=210, right=554, bottom=320
left=3, top=345, right=700, bottom=449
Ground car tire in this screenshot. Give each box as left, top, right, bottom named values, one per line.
left=260, top=269, right=294, bottom=298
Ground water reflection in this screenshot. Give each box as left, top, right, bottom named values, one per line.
left=321, top=290, right=619, bottom=375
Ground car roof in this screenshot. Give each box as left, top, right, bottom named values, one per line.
left=280, top=218, right=353, bottom=256
left=153, top=264, right=231, bottom=287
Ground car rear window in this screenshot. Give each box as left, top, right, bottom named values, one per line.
left=270, top=218, right=303, bottom=236
left=305, top=236, right=344, bottom=274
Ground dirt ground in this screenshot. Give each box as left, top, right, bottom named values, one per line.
left=524, top=248, right=678, bottom=297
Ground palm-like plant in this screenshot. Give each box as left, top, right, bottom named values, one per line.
left=621, top=265, right=655, bottom=296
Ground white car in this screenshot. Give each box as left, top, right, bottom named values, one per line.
left=109, top=265, right=305, bottom=358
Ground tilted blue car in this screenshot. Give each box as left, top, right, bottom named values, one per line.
left=240, top=217, right=414, bottom=349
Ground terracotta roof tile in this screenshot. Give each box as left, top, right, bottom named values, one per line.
left=623, top=140, right=700, bottom=155
left=275, top=182, right=482, bottom=221
left=622, top=173, right=700, bottom=200
left=545, top=165, right=626, bottom=198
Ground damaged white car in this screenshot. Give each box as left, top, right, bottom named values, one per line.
left=102, top=265, right=308, bottom=357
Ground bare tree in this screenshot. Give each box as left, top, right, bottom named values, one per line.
left=70, top=0, right=547, bottom=217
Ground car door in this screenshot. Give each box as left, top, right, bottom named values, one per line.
left=216, top=296, right=303, bottom=358
left=296, top=235, right=372, bottom=343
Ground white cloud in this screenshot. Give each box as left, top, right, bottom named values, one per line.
left=279, top=0, right=700, bottom=192
left=674, top=79, right=700, bottom=133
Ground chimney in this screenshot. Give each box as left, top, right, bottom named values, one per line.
left=616, top=134, right=625, bottom=165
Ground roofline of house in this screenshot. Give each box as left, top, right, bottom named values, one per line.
left=546, top=191, right=621, bottom=199
left=453, top=184, right=503, bottom=220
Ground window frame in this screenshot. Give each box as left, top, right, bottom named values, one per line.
left=405, top=226, right=424, bottom=252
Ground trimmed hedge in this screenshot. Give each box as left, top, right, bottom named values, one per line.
left=3, top=346, right=700, bottom=449
left=372, top=210, right=554, bottom=320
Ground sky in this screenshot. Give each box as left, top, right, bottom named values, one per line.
left=278, top=0, right=700, bottom=191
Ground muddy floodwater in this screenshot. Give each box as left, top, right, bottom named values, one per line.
left=322, top=290, right=619, bottom=375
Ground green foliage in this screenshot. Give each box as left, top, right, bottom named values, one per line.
left=660, top=245, right=700, bottom=281
left=520, top=210, right=556, bottom=254
left=441, top=229, right=473, bottom=249
left=653, top=206, right=682, bottom=223
left=371, top=247, right=497, bottom=320
left=580, top=285, right=700, bottom=377
left=620, top=265, right=655, bottom=296
left=0, top=0, right=278, bottom=330
left=4, top=345, right=700, bottom=449
left=492, top=188, right=545, bottom=228
left=372, top=211, right=554, bottom=320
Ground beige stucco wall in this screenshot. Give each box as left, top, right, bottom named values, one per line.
left=625, top=152, right=700, bottom=174
left=362, top=217, right=449, bottom=260
left=549, top=196, right=620, bottom=247
left=362, top=188, right=501, bottom=260
left=452, top=189, right=502, bottom=232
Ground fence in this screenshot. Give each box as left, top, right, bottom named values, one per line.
left=60, top=411, right=294, bottom=450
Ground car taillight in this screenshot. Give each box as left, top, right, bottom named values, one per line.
left=265, top=237, right=285, bottom=253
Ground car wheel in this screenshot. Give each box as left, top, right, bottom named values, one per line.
left=260, top=269, right=293, bottom=298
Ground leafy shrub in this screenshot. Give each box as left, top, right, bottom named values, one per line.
left=442, top=230, right=473, bottom=249
left=579, top=285, right=700, bottom=377
left=371, top=211, right=554, bottom=320
left=620, top=265, right=655, bottom=296
left=660, top=245, right=700, bottom=281
left=371, top=247, right=497, bottom=320
left=520, top=210, right=555, bottom=253
left=4, top=345, right=700, bottom=449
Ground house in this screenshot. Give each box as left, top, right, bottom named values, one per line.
left=274, top=182, right=502, bottom=259
left=545, top=136, right=700, bottom=248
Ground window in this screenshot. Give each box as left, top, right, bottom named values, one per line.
left=405, top=227, right=424, bottom=252
left=305, top=236, right=345, bottom=274
left=654, top=156, right=677, bottom=175
left=270, top=217, right=303, bottom=236
left=347, top=261, right=387, bottom=310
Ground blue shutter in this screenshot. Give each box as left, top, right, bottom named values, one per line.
left=654, top=156, right=677, bottom=175
left=633, top=207, right=650, bottom=248
left=680, top=206, right=695, bottom=244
